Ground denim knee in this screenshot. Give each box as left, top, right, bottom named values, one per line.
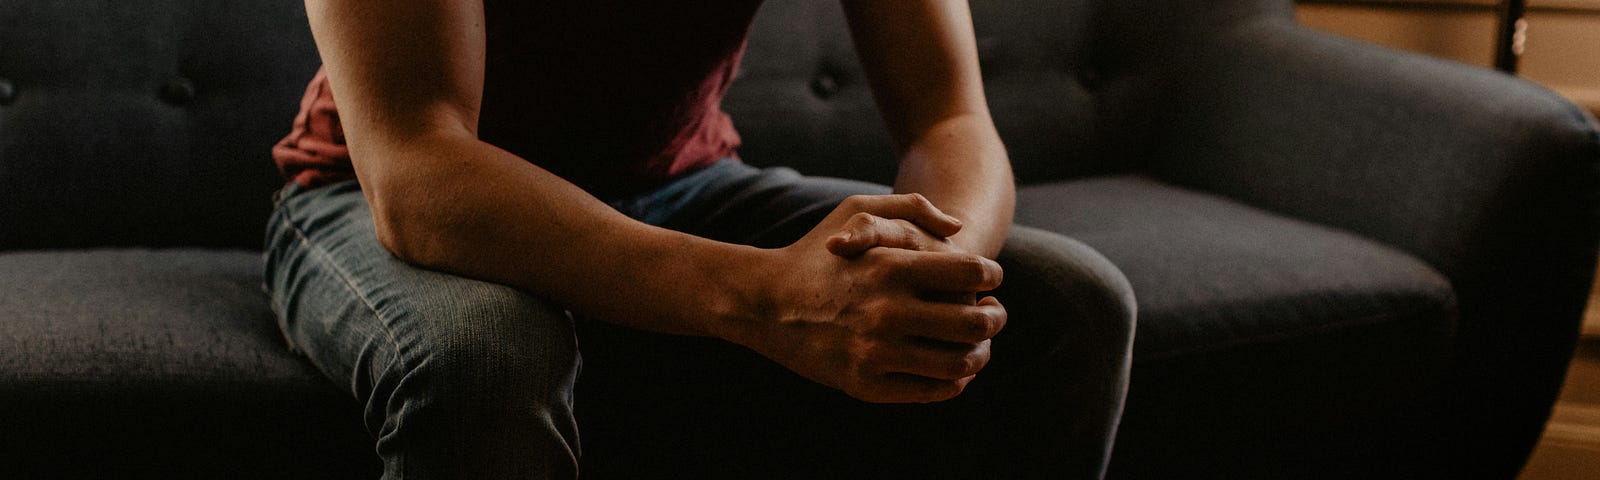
left=368, top=282, right=582, bottom=479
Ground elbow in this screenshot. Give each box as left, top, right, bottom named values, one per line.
left=357, top=150, right=482, bottom=270
left=368, top=194, right=451, bottom=268
left=373, top=216, right=423, bottom=264
left=346, top=132, right=483, bottom=267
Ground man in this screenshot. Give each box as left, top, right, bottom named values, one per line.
left=266, top=0, right=1132, bottom=478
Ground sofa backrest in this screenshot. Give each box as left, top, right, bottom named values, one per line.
left=727, top=0, right=1293, bottom=186
left=0, top=0, right=321, bottom=251
left=0, top=0, right=1289, bottom=251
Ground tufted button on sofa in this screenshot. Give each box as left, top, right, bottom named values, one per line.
left=0, top=78, right=16, bottom=105
left=3, top=0, right=1598, bottom=479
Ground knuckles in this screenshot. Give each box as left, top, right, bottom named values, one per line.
left=839, top=193, right=937, bottom=217
left=855, top=299, right=898, bottom=334
left=943, top=347, right=988, bottom=379
left=959, top=254, right=1003, bottom=290
left=858, top=250, right=901, bottom=283
left=917, top=379, right=967, bottom=403
left=840, top=194, right=872, bottom=213
left=965, top=308, right=1001, bottom=341
left=905, top=192, right=935, bottom=212
left=847, top=211, right=878, bottom=228
left=978, top=303, right=1008, bottom=338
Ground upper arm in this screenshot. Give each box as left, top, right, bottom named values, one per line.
left=838, top=0, right=990, bottom=146
left=303, top=0, right=486, bottom=156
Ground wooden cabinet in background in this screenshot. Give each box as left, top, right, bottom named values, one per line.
left=1296, top=0, right=1600, bottom=117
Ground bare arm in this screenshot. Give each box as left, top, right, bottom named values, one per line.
left=305, top=0, right=754, bottom=337
left=304, top=0, right=1005, bottom=403
left=841, top=0, right=1015, bottom=258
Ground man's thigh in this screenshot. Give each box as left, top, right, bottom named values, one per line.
left=265, top=181, right=582, bottom=477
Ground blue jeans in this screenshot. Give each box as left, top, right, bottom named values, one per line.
left=264, top=160, right=1134, bottom=479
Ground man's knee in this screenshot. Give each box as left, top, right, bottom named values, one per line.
left=389, top=282, right=577, bottom=408
left=366, top=281, right=582, bottom=476
left=996, top=225, right=1136, bottom=351
left=988, top=226, right=1134, bottom=478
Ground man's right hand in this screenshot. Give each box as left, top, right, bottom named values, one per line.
left=728, top=194, right=1008, bottom=404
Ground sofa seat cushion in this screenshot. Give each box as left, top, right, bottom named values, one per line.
left=1016, top=176, right=1457, bottom=473
left=0, top=249, right=376, bottom=479
left=1018, top=175, right=1455, bottom=361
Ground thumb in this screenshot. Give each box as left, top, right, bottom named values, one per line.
left=825, top=229, right=877, bottom=257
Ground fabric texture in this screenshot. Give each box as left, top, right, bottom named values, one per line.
left=264, top=161, right=1136, bottom=480
left=271, top=68, right=350, bottom=187
left=0, top=0, right=320, bottom=251
left=1137, top=19, right=1600, bottom=476
left=266, top=181, right=582, bottom=479
left=1017, top=176, right=1455, bottom=361
left=1016, top=175, right=1459, bottom=477
left=0, top=249, right=376, bottom=478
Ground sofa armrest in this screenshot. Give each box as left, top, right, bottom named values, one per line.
left=1146, top=17, right=1600, bottom=476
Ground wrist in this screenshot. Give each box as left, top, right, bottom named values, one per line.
left=948, top=222, right=1009, bottom=260
left=696, top=243, right=781, bottom=347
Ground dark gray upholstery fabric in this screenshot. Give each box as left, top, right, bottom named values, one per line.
left=1019, top=176, right=1460, bottom=478
left=1138, top=18, right=1600, bottom=476
left=0, top=249, right=376, bottom=478
left=725, top=0, right=1153, bottom=185
left=1018, top=176, right=1455, bottom=361
left=0, top=0, right=320, bottom=251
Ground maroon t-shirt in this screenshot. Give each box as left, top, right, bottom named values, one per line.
left=272, top=0, right=765, bottom=200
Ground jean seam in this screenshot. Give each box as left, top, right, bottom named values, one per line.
left=274, top=199, right=409, bottom=394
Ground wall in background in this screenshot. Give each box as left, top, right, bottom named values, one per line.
left=1296, top=0, right=1600, bottom=116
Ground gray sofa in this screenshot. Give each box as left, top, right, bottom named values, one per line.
left=3, top=0, right=1597, bottom=478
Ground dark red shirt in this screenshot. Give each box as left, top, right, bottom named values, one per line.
left=272, top=0, right=764, bottom=200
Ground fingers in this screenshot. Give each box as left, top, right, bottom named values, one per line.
left=873, top=295, right=1006, bottom=344
left=873, top=248, right=1003, bottom=293
left=866, top=373, right=976, bottom=404
left=855, top=338, right=989, bottom=403
left=838, top=193, right=963, bottom=239
left=878, top=338, right=992, bottom=381
left=845, top=296, right=1006, bottom=403
left=825, top=212, right=955, bottom=257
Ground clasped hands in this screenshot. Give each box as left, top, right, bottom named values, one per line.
left=739, top=193, right=1007, bottom=404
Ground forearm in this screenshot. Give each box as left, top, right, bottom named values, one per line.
left=301, top=0, right=755, bottom=337
left=892, top=113, right=1014, bottom=258
left=359, top=134, right=761, bottom=338
left=839, top=0, right=1012, bottom=258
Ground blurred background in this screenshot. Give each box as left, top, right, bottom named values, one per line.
left=1298, top=0, right=1600, bottom=117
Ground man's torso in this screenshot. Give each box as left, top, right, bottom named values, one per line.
left=273, top=0, right=766, bottom=199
